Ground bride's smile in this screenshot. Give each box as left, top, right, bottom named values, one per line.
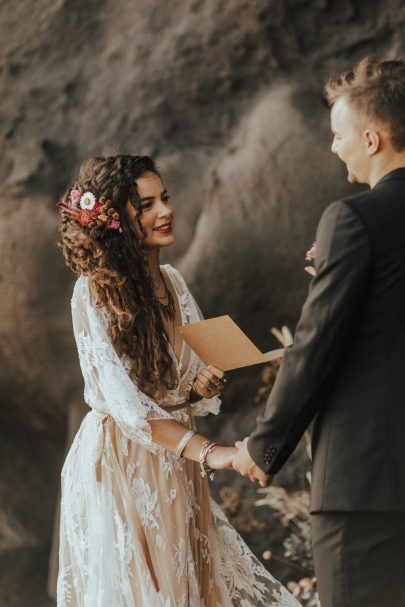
left=125, top=171, right=175, bottom=248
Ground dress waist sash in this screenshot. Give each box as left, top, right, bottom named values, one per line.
left=91, top=402, right=192, bottom=482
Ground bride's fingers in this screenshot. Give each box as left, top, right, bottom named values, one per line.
left=199, top=367, right=225, bottom=386
left=195, top=376, right=223, bottom=397
left=198, top=370, right=222, bottom=391
left=235, top=441, right=242, bottom=448
left=199, top=368, right=220, bottom=383
left=194, top=378, right=211, bottom=397
left=206, top=365, right=225, bottom=381
left=198, top=368, right=214, bottom=381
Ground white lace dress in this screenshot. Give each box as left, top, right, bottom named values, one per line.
left=57, top=264, right=299, bottom=607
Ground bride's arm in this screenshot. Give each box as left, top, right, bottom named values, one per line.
left=149, top=418, right=236, bottom=469
left=149, top=361, right=233, bottom=467
left=72, top=277, right=233, bottom=467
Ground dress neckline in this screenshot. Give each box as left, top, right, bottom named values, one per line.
left=160, top=264, right=194, bottom=382
left=79, top=266, right=196, bottom=384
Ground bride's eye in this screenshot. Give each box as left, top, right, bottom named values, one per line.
left=162, top=195, right=171, bottom=204
left=142, top=201, right=153, bottom=211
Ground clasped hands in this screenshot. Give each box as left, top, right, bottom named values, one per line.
left=192, top=366, right=273, bottom=487
left=203, top=437, right=273, bottom=487
left=232, top=437, right=273, bottom=487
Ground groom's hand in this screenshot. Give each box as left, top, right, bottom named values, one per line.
left=232, top=437, right=273, bottom=487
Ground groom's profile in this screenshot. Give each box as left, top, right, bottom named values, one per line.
left=233, top=56, right=405, bottom=607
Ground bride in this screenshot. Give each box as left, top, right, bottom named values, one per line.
left=56, top=154, right=299, bottom=607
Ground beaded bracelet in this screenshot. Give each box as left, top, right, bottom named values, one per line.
left=199, top=440, right=218, bottom=480
left=175, top=430, right=196, bottom=457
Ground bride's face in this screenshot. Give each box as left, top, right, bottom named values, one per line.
left=125, top=172, right=175, bottom=249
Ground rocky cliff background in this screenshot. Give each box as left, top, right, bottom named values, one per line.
left=1, top=0, right=404, bottom=605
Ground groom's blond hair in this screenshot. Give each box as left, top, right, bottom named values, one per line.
left=325, top=56, right=405, bottom=151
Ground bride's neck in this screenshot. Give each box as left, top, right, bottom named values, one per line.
left=146, top=247, right=162, bottom=287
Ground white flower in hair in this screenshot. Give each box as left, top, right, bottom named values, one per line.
left=79, top=191, right=96, bottom=210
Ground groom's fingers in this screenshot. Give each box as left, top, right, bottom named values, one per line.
left=258, top=474, right=272, bottom=488
left=247, top=466, right=272, bottom=487
left=235, top=441, right=243, bottom=448
left=256, top=472, right=270, bottom=487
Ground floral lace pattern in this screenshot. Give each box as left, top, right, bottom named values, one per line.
left=57, top=265, right=299, bottom=606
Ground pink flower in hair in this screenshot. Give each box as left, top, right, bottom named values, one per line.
left=70, top=189, right=81, bottom=206
left=108, top=219, right=121, bottom=231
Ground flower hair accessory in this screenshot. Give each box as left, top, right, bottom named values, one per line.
left=56, top=190, right=122, bottom=234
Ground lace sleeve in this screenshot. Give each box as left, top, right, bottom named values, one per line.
left=71, top=276, right=174, bottom=454
left=168, top=266, right=221, bottom=417
left=188, top=289, right=221, bottom=417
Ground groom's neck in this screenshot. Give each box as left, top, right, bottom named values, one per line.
left=368, top=153, right=405, bottom=188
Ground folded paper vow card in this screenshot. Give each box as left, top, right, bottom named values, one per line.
left=177, top=315, right=285, bottom=371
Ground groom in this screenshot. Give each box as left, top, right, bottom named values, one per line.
left=233, top=57, right=405, bottom=607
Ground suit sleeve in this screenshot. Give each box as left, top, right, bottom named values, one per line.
left=248, top=200, right=372, bottom=474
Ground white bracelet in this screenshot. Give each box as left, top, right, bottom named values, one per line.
left=175, top=430, right=196, bottom=457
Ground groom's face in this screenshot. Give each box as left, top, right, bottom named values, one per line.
left=330, top=97, right=369, bottom=184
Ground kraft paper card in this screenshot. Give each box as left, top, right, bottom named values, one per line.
left=177, top=315, right=285, bottom=371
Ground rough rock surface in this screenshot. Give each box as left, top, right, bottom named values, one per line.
left=1, top=0, right=404, bottom=604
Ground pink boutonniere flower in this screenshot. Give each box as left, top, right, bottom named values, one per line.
left=305, top=241, right=317, bottom=262
left=304, top=241, right=317, bottom=277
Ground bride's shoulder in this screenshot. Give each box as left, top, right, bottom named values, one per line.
left=71, top=275, right=107, bottom=324
left=71, top=274, right=90, bottom=307
left=72, top=274, right=88, bottom=295
left=161, top=263, right=189, bottom=291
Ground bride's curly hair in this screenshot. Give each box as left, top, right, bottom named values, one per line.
left=58, top=154, right=178, bottom=399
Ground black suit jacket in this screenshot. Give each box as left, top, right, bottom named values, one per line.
left=248, top=168, right=405, bottom=512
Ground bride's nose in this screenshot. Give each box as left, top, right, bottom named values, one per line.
left=157, top=199, right=173, bottom=217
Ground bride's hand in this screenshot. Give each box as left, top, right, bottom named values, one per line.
left=206, top=446, right=237, bottom=470
left=192, top=365, right=227, bottom=400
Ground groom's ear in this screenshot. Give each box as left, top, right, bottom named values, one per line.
left=363, top=128, right=381, bottom=156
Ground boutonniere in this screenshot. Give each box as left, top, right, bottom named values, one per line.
left=304, top=241, right=316, bottom=277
